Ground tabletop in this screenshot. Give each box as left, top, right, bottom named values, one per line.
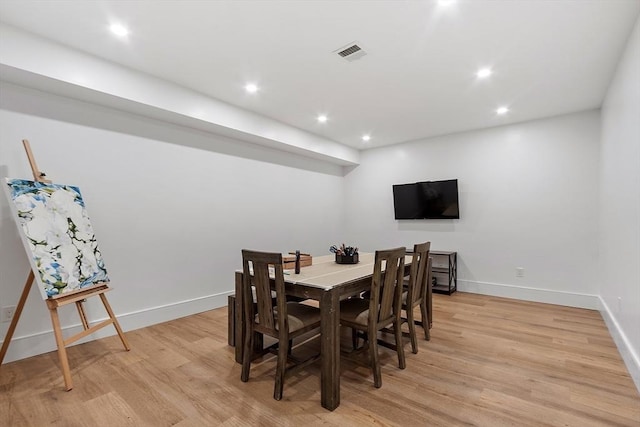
left=283, top=253, right=412, bottom=289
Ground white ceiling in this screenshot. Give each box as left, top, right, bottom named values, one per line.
left=0, top=0, right=639, bottom=150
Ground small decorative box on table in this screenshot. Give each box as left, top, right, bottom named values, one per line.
left=330, top=243, right=359, bottom=264
left=335, top=253, right=359, bottom=264
left=283, top=253, right=312, bottom=269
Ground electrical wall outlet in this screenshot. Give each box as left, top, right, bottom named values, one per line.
left=516, top=267, right=524, bottom=277
left=1, top=306, right=17, bottom=323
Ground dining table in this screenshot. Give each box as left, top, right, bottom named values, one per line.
left=232, top=252, right=412, bottom=411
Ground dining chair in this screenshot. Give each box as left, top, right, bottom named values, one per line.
left=240, top=249, right=321, bottom=401
left=402, top=242, right=431, bottom=352
left=339, top=247, right=407, bottom=388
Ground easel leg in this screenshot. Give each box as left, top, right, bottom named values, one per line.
left=75, top=301, right=90, bottom=330
left=0, top=270, right=34, bottom=365
left=99, top=294, right=130, bottom=351
left=48, top=306, right=73, bottom=391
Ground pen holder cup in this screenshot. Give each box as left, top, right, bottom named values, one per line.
left=335, top=253, right=359, bottom=264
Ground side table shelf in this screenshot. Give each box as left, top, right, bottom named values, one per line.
left=430, top=251, right=457, bottom=295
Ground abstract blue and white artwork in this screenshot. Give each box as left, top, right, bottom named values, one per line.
left=4, top=178, right=109, bottom=299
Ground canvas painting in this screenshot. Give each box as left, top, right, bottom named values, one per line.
left=4, top=178, right=109, bottom=299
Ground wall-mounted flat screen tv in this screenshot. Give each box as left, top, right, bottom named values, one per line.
left=393, top=179, right=460, bottom=219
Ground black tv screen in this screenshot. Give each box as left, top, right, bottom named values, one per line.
left=393, top=179, right=459, bottom=219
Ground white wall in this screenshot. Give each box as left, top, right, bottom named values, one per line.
left=599, top=15, right=640, bottom=389
left=344, top=110, right=601, bottom=308
left=0, top=82, right=345, bottom=362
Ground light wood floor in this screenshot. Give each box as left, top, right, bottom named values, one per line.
left=1, top=292, right=638, bottom=426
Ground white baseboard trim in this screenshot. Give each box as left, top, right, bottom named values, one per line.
left=1, top=290, right=234, bottom=364
left=457, top=279, right=599, bottom=309
left=598, top=296, right=640, bottom=393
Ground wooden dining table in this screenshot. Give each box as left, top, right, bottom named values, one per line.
left=232, top=252, right=412, bottom=411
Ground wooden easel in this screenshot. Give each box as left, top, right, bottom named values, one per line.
left=0, top=139, right=130, bottom=390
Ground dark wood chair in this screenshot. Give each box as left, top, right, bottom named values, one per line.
left=402, top=242, right=431, bottom=352
left=339, top=247, right=407, bottom=388
left=240, top=249, right=321, bottom=401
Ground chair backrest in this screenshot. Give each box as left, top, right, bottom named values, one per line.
left=369, top=247, right=406, bottom=327
left=241, top=249, right=287, bottom=337
left=406, top=242, right=431, bottom=307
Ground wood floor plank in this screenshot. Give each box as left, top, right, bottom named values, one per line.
left=1, top=292, right=638, bottom=426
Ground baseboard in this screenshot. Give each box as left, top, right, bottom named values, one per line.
left=1, top=290, right=234, bottom=364
left=598, top=296, right=640, bottom=393
left=457, top=280, right=599, bottom=309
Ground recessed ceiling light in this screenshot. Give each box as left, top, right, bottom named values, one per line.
left=362, top=135, right=371, bottom=142
left=476, top=68, right=492, bottom=79
left=245, top=83, right=258, bottom=94
left=496, top=107, right=509, bottom=115
left=109, top=23, right=129, bottom=37
left=317, top=115, right=328, bottom=123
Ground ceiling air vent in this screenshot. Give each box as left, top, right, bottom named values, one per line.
left=334, top=42, right=367, bottom=62
left=337, top=44, right=361, bottom=57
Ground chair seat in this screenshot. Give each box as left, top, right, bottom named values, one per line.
left=263, top=302, right=321, bottom=333
left=282, top=302, right=321, bottom=332
left=340, top=298, right=370, bottom=327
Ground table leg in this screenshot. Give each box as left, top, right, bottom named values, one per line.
left=320, top=289, right=340, bottom=411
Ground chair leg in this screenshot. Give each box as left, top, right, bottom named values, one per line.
left=420, top=301, right=431, bottom=341
left=253, top=331, right=263, bottom=354
left=406, top=306, right=418, bottom=354
left=241, top=325, right=253, bottom=382
left=394, top=319, right=406, bottom=370
left=369, top=328, right=382, bottom=388
left=351, top=328, right=359, bottom=350
left=274, top=337, right=289, bottom=401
